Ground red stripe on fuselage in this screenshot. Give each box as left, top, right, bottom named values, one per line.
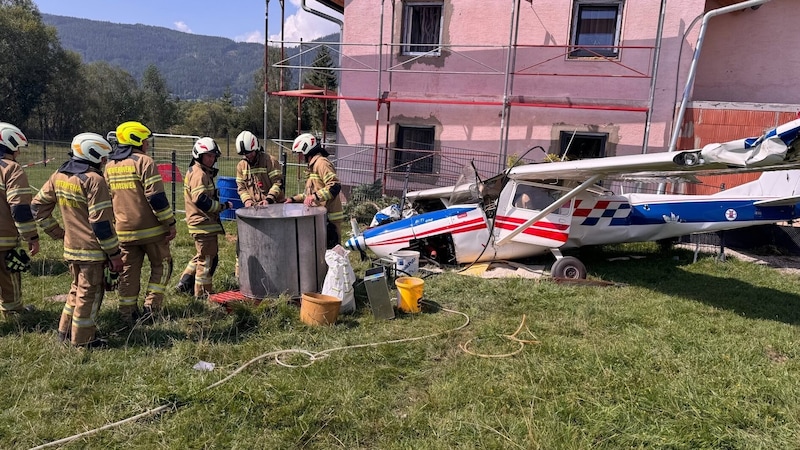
left=494, top=221, right=568, bottom=242
left=369, top=217, right=487, bottom=247
left=495, top=215, right=569, bottom=230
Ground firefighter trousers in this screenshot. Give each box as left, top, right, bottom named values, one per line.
left=180, top=233, right=219, bottom=298
left=118, top=239, right=173, bottom=319
left=60, top=262, right=104, bottom=346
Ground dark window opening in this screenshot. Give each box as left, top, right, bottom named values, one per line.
left=395, top=125, right=435, bottom=174
left=559, top=131, right=607, bottom=160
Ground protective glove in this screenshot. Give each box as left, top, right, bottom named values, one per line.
left=5, top=248, right=31, bottom=273
left=104, top=266, right=119, bottom=291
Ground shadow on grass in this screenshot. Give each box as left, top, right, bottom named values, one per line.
left=99, top=298, right=266, bottom=349
left=581, top=246, right=800, bottom=325
left=0, top=308, right=61, bottom=336
left=30, top=258, right=69, bottom=276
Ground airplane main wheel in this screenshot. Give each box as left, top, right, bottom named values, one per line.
left=551, top=256, right=587, bottom=279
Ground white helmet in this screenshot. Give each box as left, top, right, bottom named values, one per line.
left=236, top=130, right=261, bottom=155
left=71, top=132, right=112, bottom=164
left=0, top=122, right=28, bottom=153
left=192, top=137, right=221, bottom=160
left=292, top=133, right=319, bottom=155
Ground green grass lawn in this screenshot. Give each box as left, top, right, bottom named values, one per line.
left=4, top=224, right=800, bottom=448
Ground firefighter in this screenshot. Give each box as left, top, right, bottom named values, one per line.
left=285, top=133, right=343, bottom=249
left=234, top=130, right=284, bottom=206
left=33, top=133, right=122, bottom=348
left=0, top=123, right=40, bottom=315
left=175, top=137, right=233, bottom=297
left=105, top=121, right=177, bottom=323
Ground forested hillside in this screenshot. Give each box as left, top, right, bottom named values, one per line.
left=42, top=13, right=340, bottom=103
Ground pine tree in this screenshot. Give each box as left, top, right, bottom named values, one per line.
left=301, top=46, right=338, bottom=135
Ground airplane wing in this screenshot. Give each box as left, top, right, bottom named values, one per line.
left=508, top=118, right=800, bottom=182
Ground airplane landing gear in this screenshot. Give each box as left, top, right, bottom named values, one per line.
left=550, top=256, right=587, bottom=279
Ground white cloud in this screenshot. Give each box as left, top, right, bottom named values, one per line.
left=235, top=31, right=265, bottom=44
left=268, top=2, right=341, bottom=46
left=174, top=21, right=193, bottom=33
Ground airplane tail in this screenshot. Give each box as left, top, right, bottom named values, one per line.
left=715, top=169, right=800, bottom=201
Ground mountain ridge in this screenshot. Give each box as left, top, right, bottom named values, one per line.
left=42, top=13, right=339, bottom=103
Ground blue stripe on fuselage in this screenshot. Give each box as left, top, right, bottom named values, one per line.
left=623, top=200, right=798, bottom=225
left=362, top=206, right=478, bottom=239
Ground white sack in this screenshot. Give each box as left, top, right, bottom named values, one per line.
left=322, top=245, right=357, bottom=314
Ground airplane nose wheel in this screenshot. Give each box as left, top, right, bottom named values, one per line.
left=550, top=256, right=587, bottom=279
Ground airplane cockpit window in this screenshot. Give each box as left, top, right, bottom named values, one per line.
left=513, top=184, right=569, bottom=214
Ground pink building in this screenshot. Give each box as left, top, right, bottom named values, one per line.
left=290, top=0, right=800, bottom=194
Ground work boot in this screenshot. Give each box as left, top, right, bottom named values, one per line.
left=139, top=305, right=155, bottom=323
left=175, top=274, right=195, bottom=294
left=57, top=330, right=70, bottom=344
left=77, top=338, right=109, bottom=350
left=119, top=307, right=141, bottom=325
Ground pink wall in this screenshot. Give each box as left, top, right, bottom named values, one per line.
left=333, top=0, right=799, bottom=187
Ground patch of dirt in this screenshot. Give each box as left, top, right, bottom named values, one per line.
left=722, top=248, right=800, bottom=275
left=765, top=345, right=789, bottom=364
left=676, top=243, right=800, bottom=275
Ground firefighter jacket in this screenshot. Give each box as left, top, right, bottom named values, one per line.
left=184, top=162, right=226, bottom=236
left=32, top=159, right=120, bottom=262
left=291, top=154, right=344, bottom=225
left=0, top=154, right=39, bottom=251
left=105, top=146, right=176, bottom=243
left=235, top=152, right=284, bottom=204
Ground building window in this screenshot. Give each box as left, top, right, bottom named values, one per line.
left=569, top=1, right=624, bottom=58
left=402, top=2, right=443, bottom=56
left=559, top=131, right=607, bottom=160
left=394, top=125, right=435, bottom=173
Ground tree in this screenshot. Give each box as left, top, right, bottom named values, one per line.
left=0, top=0, right=61, bottom=128
left=141, top=64, right=177, bottom=132
left=29, top=49, right=87, bottom=139
left=238, top=66, right=298, bottom=140
left=301, top=46, right=338, bottom=134
left=175, top=100, right=230, bottom=138
left=82, top=61, right=142, bottom=135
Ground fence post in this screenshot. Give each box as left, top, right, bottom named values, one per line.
left=171, top=151, right=177, bottom=213
left=42, top=140, right=47, bottom=167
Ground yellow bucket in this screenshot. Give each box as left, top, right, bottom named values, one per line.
left=300, top=292, right=342, bottom=326
left=395, top=276, right=424, bottom=313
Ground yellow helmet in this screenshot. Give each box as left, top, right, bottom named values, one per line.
left=115, top=121, right=151, bottom=146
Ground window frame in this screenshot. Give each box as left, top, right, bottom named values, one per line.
left=568, top=0, right=624, bottom=59
left=559, top=131, right=608, bottom=160
left=401, top=1, right=444, bottom=57
left=394, top=125, right=436, bottom=174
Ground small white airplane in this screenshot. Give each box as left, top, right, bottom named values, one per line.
left=345, top=119, right=800, bottom=278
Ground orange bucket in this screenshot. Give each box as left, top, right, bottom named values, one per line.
left=300, top=292, right=341, bottom=326
left=395, top=276, right=424, bottom=313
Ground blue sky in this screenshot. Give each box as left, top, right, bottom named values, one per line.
left=32, top=0, right=342, bottom=44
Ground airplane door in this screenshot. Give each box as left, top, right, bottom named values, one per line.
left=493, top=182, right=573, bottom=248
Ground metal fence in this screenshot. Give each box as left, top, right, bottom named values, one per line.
left=21, top=137, right=684, bottom=214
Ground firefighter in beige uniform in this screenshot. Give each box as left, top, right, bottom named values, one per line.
left=0, top=123, right=40, bottom=315
left=285, top=133, right=343, bottom=249
left=105, top=121, right=177, bottom=323
left=175, top=137, right=233, bottom=297
left=234, top=130, right=284, bottom=206
left=33, top=133, right=122, bottom=348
